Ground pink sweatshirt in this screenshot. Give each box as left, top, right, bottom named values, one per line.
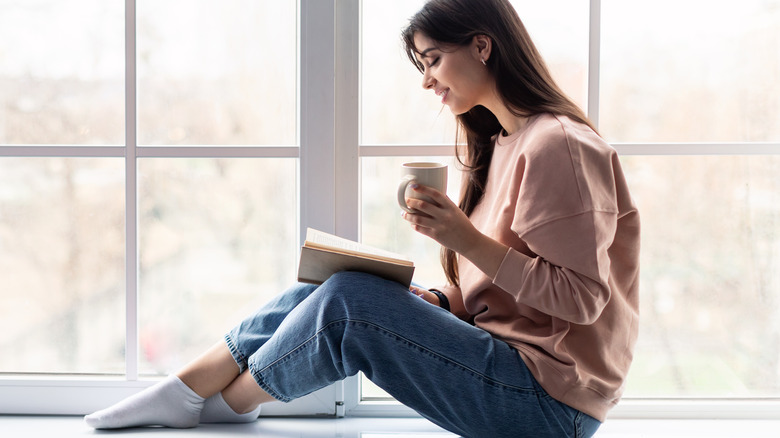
left=439, top=113, right=640, bottom=422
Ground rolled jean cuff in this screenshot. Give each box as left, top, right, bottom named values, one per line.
left=224, top=333, right=249, bottom=374
left=250, top=367, right=292, bottom=403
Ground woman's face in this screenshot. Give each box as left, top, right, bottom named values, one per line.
left=413, top=32, right=492, bottom=115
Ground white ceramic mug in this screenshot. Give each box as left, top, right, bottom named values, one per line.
left=396, top=162, right=448, bottom=214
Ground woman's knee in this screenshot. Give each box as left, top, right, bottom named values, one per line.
left=311, top=272, right=408, bottom=320
left=320, top=271, right=404, bottom=302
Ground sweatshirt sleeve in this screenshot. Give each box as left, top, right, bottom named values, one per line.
left=493, top=210, right=617, bottom=324
left=491, top=117, right=622, bottom=325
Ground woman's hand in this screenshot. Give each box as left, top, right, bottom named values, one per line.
left=402, top=184, right=509, bottom=279
left=401, top=184, right=478, bottom=254
left=409, top=285, right=440, bottom=306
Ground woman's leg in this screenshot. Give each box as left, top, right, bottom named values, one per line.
left=198, top=281, right=322, bottom=422
left=230, top=271, right=597, bottom=438
left=178, top=340, right=275, bottom=416
left=177, top=341, right=240, bottom=398
left=84, top=282, right=319, bottom=429
left=221, top=368, right=277, bottom=413
left=177, top=341, right=267, bottom=424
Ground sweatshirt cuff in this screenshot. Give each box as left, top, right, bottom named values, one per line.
left=492, top=247, right=532, bottom=295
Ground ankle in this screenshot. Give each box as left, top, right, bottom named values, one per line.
left=226, top=398, right=259, bottom=415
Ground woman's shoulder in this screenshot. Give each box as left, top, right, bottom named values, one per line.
left=494, top=113, right=614, bottom=170
left=526, top=113, right=602, bottom=143
left=521, top=113, right=613, bottom=158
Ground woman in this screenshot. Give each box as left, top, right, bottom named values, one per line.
left=85, top=0, right=639, bottom=436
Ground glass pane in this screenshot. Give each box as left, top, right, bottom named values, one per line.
left=361, top=0, right=588, bottom=145
left=0, top=158, right=125, bottom=374
left=138, top=158, right=297, bottom=375
left=0, top=0, right=124, bottom=145
left=137, top=0, right=297, bottom=146
left=621, top=155, right=780, bottom=397
left=511, top=0, right=589, bottom=111
left=601, top=0, right=780, bottom=143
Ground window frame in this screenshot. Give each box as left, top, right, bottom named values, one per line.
left=0, top=0, right=337, bottom=416
left=1, top=0, right=780, bottom=420
left=342, top=0, right=780, bottom=420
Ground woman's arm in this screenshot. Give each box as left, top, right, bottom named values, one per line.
left=403, top=183, right=615, bottom=325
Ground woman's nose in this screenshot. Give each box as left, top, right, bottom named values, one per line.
left=421, top=71, right=435, bottom=90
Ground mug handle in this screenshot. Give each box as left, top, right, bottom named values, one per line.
left=397, top=174, right=417, bottom=214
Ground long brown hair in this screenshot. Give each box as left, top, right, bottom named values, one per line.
left=402, top=0, right=596, bottom=286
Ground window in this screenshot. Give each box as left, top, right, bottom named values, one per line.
left=0, top=157, right=126, bottom=374
left=137, top=158, right=297, bottom=376
left=133, top=0, right=298, bottom=376
left=1, top=0, right=779, bottom=419
left=136, top=1, right=296, bottom=146
left=0, top=0, right=329, bottom=416
left=353, top=0, right=780, bottom=418
left=600, top=0, right=780, bottom=400
left=0, top=0, right=125, bottom=146
left=0, top=0, right=126, bottom=377
left=601, top=0, right=779, bottom=143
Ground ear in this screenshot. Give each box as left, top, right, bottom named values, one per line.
left=472, top=34, right=492, bottom=63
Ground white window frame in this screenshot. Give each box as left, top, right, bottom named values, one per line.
left=340, top=0, right=780, bottom=420
left=2, top=0, right=780, bottom=420
left=0, top=0, right=340, bottom=417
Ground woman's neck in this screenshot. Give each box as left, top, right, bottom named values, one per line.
left=496, top=109, right=528, bottom=137
left=482, top=89, right=528, bottom=136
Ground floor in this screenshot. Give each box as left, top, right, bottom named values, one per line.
left=1, top=416, right=780, bottom=438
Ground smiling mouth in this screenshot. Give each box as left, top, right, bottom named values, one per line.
left=436, top=89, right=449, bottom=103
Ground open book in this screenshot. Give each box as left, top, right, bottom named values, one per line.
left=297, top=228, right=415, bottom=287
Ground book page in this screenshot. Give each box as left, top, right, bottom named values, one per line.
left=305, top=228, right=412, bottom=264
left=298, top=246, right=415, bottom=287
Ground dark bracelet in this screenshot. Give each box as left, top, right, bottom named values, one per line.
left=429, top=289, right=450, bottom=312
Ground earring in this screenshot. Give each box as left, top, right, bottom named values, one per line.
left=481, top=58, right=487, bottom=66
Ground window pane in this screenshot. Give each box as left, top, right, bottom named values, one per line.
left=0, top=158, right=125, bottom=374
left=360, top=0, right=456, bottom=145
left=137, top=158, right=297, bottom=375
left=511, top=0, right=589, bottom=112
left=360, top=0, right=588, bottom=145
left=601, top=0, right=780, bottom=143
left=137, top=0, right=296, bottom=146
left=0, top=0, right=124, bottom=145
left=622, top=155, right=780, bottom=397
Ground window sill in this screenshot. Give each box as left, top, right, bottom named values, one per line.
left=346, top=398, right=780, bottom=420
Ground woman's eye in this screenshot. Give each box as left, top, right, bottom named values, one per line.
left=429, top=57, right=440, bottom=67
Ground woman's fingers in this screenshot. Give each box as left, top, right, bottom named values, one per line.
left=402, top=185, right=479, bottom=253
left=411, top=184, right=450, bottom=206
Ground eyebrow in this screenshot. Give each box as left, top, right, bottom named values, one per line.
left=418, top=47, right=437, bottom=57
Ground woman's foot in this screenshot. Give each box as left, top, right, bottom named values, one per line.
left=84, top=375, right=204, bottom=429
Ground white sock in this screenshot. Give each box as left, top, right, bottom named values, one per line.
left=199, top=392, right=261, bottom=423
left=84, top=375, right=205, bottom=429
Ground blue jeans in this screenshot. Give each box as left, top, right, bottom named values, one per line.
left=225, top=271, right=601, bottom=438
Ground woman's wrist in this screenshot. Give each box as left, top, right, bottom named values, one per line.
left=429, top=289, right=450, bottom=312
left=457, top=232, right=509, bottom=280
